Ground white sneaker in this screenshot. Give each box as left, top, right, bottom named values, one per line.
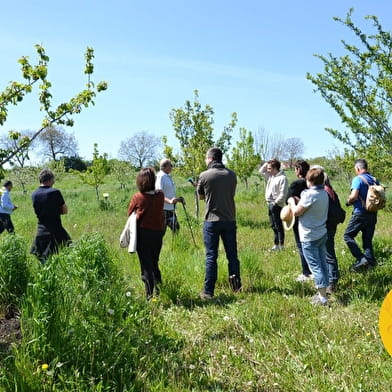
left=310, top=294, right=328, bottom=306
left=296, top=274, right=313, bottom=282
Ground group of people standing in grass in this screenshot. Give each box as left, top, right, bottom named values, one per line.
left=1, top=153, right=379, bottom=305
left=260, top=157, right=380, bottom=306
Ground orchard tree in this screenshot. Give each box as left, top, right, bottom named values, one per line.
left=78, top=144, right=109, bottom=200
left=281, top=137, right=305, bottom=168
left=0, top=44, right=107, bottom=176
left=228, top=128, right=259, bottom=189
left=169, top=90, right=238, bottom=180
left=307, top=9, right=392, bottom=177
left=38, top=126, right=78, bottom=161
left=118, top=131, right=161, bottom=169
left=0, top=129, right=36, bottom=167
left=109, top=159, right=134, bottom=189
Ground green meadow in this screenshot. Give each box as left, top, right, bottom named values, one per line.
left=0, top=169, right=391, bottom=391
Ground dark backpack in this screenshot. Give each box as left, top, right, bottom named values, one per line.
left=327, top=190, right=346, bottom=229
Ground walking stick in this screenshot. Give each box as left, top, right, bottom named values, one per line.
left=180, top=199, right=197, bottom=248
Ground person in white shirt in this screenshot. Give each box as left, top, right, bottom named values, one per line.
left=155, top=158, right=182, bottom=235
left=259, top=159, right=288, bottom=251
left=0, top=180, right=17, bottom=234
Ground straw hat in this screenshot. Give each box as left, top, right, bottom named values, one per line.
left=280, top=205, right=295, bottom=230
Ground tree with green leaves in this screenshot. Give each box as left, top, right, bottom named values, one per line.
left=306, top=9, right=392, bottom=178
left=109, top=159, right=134, bottom=189
left=0, top=44, right=107, bottom=174
left=228, top=128, right=259, bottom=189
left=169, top=90, right=238, bottom=180
left=78, top=144, right=109, bottom=200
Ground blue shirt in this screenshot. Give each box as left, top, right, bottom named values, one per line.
left=351, top=173, right=379, bottom=213
left=0, top=188, right=15, bottom=215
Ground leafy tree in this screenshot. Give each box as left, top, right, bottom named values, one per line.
left=169, top=90, right=238, bottom=180
left=38, top=126, right=78, bottom=161
left=78, top=144, right=109, bottom=200
left=0, top=44, right=107, bottom=173
left=228, top=128, right=259, bottom=189
left=118, top=131, right=161, bottom=169
left=306, top=9, right=392, bottom=178
left=0, top=129, right=36, bottom=168
left=281, top=137, right=305, bottom=168
left=109, top=159, right=134, bottom=189
left=10, top=166, right=39, bottom=194
left=63, top=155, right=88, bottom=172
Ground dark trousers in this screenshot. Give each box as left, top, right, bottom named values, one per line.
left=343, top=211, right=377, bottom=264
left=163, top=210, right=179, bottom=235
left=136, top=228, right=163, bottom=298
left=293, top=219, right=312, bottom=276
left=203, top=221, right=241, bottom=296
left=326, top=229, right=339, bottom=283
left=0, top=213, right=14, bottom=234
left=268, top=204, right=284, bottom=246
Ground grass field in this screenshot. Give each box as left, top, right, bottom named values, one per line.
left=0, top=169, right=391, bottom=391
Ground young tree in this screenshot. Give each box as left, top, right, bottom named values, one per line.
left=118, top=131, right=161, bottom=169
left=38, top=126, right=78, bottom=161
left=169, top=90, right=237, bottom=180
left=78, top=144, right=109, bottom=200
left=307, top=9, right=392, bottom=174
left=109, top=159, right=134, bottom=189
left=228, top=128, right=260, bottom=189
left=0, top=44, right=107, bottom=173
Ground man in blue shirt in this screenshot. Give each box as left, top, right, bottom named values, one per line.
left=344, top=159, right=378, bottom=271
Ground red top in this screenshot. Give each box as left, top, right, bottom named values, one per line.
left=127, top=191, right=164, bottom=231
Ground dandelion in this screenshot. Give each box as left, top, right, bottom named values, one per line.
left=223, top=315, right=230, bottom=321
left=41, top=363, right=49, bottom=371
left=357, top=354, right=362, bottom=358
left=103, top=193, right=109, bottom=199
left=151, top=297, right=158, bottom=302
left=125, top=291, right=131, bottom=297
left=366, top=332, right=371, bottom=337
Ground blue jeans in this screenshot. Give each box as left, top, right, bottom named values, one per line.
left=268, top=204, right=284, bottom=246
left=293, top=219, right=312, bottom=276
left=343, top=212, right=377, bottom=263
left=326, top=229, right=339, bottom=284
left=203, top=221, right=241, bottom=296
left=301, top=234, right=328, bottom=288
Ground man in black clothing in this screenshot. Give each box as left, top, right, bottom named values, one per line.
left=31, top=169, right=71, bottom=264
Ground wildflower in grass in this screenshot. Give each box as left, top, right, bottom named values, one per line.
left=125, top=291, right=131, bottom=297
left=107, top=308, right=114, bottom=315
left=223, top=315, right=230, bottom=321
left=151, top=297, right=158, bottom=302
left=41, top=363, right=49, bottom=371
left=103, top=193, right=109, bottom=199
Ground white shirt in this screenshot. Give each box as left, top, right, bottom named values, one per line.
left=155, top=170, right=176, bottom=211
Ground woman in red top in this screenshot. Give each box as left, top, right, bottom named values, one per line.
left=127, top=168, right=164, bottom=299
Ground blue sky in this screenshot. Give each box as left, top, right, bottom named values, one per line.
left=1, top=1, right=392, bottom=161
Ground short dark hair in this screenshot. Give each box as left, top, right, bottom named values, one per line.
left=268, top=158, right=281, bottom=171
left=294, top=160, right=309, bottom=177
left=39, top=169, right=55, bottom=184
left=206, top=147, right=223, bottom=163
left=136, top=167, right=156, bottom=192
left=306, top=166, right=325, bottom=186
left=355, top=158, right=368, bottom=171
left=3, top=180, right=12, bottom=188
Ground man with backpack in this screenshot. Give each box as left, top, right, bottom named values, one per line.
left=344, top=159, right=382, bottom=271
